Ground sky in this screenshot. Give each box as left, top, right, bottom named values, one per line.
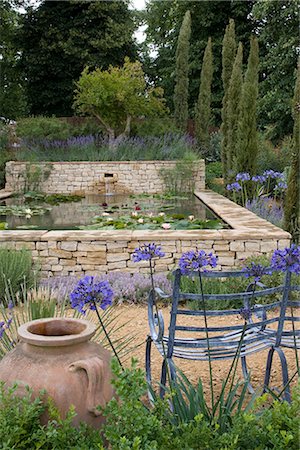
left=130, top=0, right=147, bottom=44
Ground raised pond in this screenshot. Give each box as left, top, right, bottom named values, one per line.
left=0, top=193, right=228, bottom=231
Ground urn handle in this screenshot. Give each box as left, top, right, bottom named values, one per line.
left=69, top=356, right=109, bottom=416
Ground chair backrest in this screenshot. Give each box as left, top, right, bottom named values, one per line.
left=166, top=268, right=299, bottom=359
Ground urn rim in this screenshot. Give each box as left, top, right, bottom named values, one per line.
left=18, top=318, right=96, bottom=347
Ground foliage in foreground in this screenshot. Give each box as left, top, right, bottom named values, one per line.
left=0, top=248, right=35, bottom=305
left=0, top=361, right=299, bottom=450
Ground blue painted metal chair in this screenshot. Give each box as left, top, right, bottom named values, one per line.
left=146, top=268, right=299, bottom=402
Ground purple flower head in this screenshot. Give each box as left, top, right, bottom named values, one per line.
left=271, top=244, right=300, bottom=275
left=132, top=243, right=165, bottom=262
left=263, top=170, right=284, bottom=180
left=275, top=181, right=288, bottom=190
left=239, top=307, right=252, bottom=321
left=0, top=313, right=12, bottom=339
left=179, top=249, right=218, bottom=274
left=226, top=182, right=242, bottom=192
left=242, top=262, right=271, bottom=282
left=70, top=276, right=113, bottom=314
left=236, top=172, right=250, bottom=182
left=252, top=175, right=266, bottom=184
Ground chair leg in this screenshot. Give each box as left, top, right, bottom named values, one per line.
left=264, top=346, right=291, bottom=403
left=241, top=356, right=255, bottom=394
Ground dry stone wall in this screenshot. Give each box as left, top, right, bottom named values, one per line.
left=5, top=160, right=205, bottom=195
left=0, top=191, right=291, bottom=277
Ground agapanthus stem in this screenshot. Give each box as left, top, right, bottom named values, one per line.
left=198, top=271, right=214, bottom=409
left=92, top=300, right=123, bottom=369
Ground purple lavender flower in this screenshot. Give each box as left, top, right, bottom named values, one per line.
left=226, top=182, right=242, bottom=192
left=236, top=173, right=250, bottom=182
left=252, top=175, right=266, bottom=184
left=271, top=244, right=300, bottom=275
left=242, top=262, right=271, bottom=282
left=245, top=197, right=283, bottom=227
left=132, top=243, right=165, bottom=262
left=70, top=276, right=113, bottom=314
left=179, top=249, right=218, bottom=274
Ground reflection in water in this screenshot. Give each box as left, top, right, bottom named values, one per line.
left=1, top=194, right=225, bottom=230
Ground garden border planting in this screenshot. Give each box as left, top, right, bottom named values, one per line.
left=0, top=190, right=290, bottom=277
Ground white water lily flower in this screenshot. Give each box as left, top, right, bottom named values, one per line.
left=102, top=212, right=110, bottom=216
left=25, top=208, right=32, bottom=215
left=188, top=215, right=195, bottom=221
left=138, top=218, right=144, bottom=224
left=131, top=211, right=138, bottom=217
left=162, top=223, right=171, bottom=229
left=25, top=214, right=31, bottom=219
left=158, top=212, right=165, bottom=216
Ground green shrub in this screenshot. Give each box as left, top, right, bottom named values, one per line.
left=0, top=383, right=102, bottom=449
left=0, top=248, right=35, bottom=304
left=0, top=364, right=298, bottom=449
left=257, top=133, right=293, bottom=174
left=131, top=117, right=179, bottom=137
left=16, top=116, right=73, bottom=141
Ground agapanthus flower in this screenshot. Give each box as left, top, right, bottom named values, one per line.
left=242, top=262, right=271, bottom=282
left=275, top=181, right=288, bottom=190
left=252, top=175, right=266, bottom=184
left=263, top=170, right=284, bottom=179
left=132, top=243, right=165, bottom=262
left=271, top=244, right=300, bottom=275
left=70, top=276, right=113, bottom=314
left=179, top=249, right=218, bottom=274
left=239, top=306, right=252, bottom=321
left=236, top=173, right=250, bottom=182
left=226, top=182, right=242, bottom=192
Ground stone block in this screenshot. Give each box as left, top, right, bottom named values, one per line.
left=260, top=240, right=277, bottom=253
left=107, top=261, right=127, bottom=270
left=245, top=241, right=260, bottom=252
left=38, top=249, right=49, bottom=257
left=60, top=259, right=76, bottom=266
left=229, top=241, right=245, bottom=252
left=60, top=241, right=78, bottom=251
left=277, top=239, right=291, bottom=250
left=51, top=264, right=63, bottom=271
left=107, top=253, right=129, bottom=263
left=36, top=242, right=48, bottom=250
left=77, top=256, right=107, bottom=265
left=49, top=249, right=72, bottom=258
left=78, top=243, right=106, bottom=252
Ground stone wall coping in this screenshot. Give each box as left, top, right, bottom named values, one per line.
left=195, top=190, right=291, bottom=239
left=7, top=160, right=204, bottom=166
left=0, top=230, right=48, bottom=241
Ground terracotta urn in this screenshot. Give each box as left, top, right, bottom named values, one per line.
left=0, top=317, right=114, bottom=427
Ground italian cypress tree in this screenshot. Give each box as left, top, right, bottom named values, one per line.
left=236, top=36, right=259, bottom=176
left=284, top=62, right=300, bottom=242
left=227, top=42, right=243, bottom=177
left=174, top=10, right=191, bottom=132
left=195, top=37, right=213, bottom=151
left=221, top=19, right=236, bottom=182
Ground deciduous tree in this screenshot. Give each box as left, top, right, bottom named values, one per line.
left=74, top=59, right=167, bottom=148
left=19, top=0, right=136, bottom=116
